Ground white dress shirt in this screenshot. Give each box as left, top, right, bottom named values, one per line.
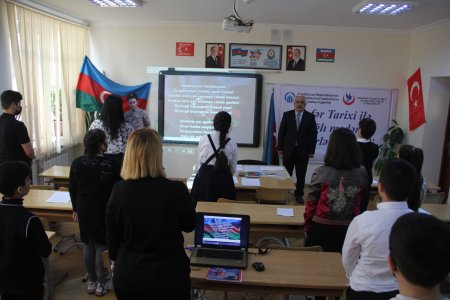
left=342, top=201, right=413, bottom=293
left=197, top=131, right=238, bottom=174
left=390, top=295, right=449, bottom=300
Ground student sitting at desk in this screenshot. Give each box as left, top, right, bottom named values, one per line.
left=106, top=128, right=196, bottom=299
left=69, top=129, right=121, bottom=296
left=0, top=161, right=52, bottom=300
left=342, top=159, right=416, bottom=300
left=191, top=111, right=238, bottom=203
left=388, top=212, right=450, bottom=300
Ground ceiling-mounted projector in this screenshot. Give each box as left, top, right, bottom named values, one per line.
left=222, top=15, right=254, bottom=33
left=222, top=0, right=254, bottom=33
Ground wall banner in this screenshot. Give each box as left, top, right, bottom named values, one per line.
left=271, top=84, right=397, bottom=162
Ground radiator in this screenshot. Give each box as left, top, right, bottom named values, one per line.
left=32, top=146, right=77, bottom=184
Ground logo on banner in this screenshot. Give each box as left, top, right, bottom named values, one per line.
left=342, top=93, right=356, bottom=105
left=284, top=92, right=296, bottom=103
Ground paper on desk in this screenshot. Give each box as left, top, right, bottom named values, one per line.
left=277, top=208, right=294, bottom=217
left=261, top=166, right=284, bottom=171
left=372, top=179, right=378, bottom=185
left=46, top=191, right=71, bottom=203
left=236, top=165, right=244, bottom=172
left=241, top=177, right=260, bottom=186
left=233, top=176, right=238, bottom=184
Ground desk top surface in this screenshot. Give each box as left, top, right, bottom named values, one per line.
left=196, top=202, right=304, bottom=225
left=187, top=164, right=295, bottom=190
left=38, top=166, right=70, bottom=179
left=24, top=189, right=72, bottom=211
left=421, top=204, right=450, bottom=223
left=190, top=249, right=347, bottom=290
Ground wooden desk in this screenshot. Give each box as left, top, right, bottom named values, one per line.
left=196, top=202, right=304, bottom=239
left=190, top=249, right=347, bottom=297
left=24, top=190, right=72, bottom=222
left=187, top=165, right=295, bottom=192
left=39, top=166, right=70, bottom=188
left=422, top=204, right=450, bottom=223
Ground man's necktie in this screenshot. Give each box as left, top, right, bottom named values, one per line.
left=293, top=60, right=297, bottom=69
left=296, top=113, right=301, bottom=129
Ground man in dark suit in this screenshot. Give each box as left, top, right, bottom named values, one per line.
left=205, top=46, right=222, bottom=68
left=287, top=48, right=305, bottom=71
left=278, top=95, right=317, bottom=204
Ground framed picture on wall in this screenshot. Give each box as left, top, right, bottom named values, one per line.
left=205, top=43, right=225, bottom=68
left=229, top=43, right=282, bottom=70
left=286, top=45, right=306, bottom=71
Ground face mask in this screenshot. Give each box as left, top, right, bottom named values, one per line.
left=14, top=105, right=22, bottom=116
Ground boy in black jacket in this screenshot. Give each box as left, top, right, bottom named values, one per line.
left=0, top=161, right=52, bottom=300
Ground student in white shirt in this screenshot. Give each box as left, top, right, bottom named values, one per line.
left=191, top=111, right=238, bottom=203
left=342, top=159, right=417, bottom=300
left=388, top=213, right=450, bottom=300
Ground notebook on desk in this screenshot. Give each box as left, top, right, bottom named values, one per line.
left=190, top=212, right=250, bottom=269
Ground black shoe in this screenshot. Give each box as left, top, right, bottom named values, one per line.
left=295, top=196, right=304, bottom=205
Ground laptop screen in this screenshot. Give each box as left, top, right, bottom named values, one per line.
left=195, top=213, right=250, bottom=249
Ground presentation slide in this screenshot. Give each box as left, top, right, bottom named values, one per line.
left=158, top=71, right=262, bottom=146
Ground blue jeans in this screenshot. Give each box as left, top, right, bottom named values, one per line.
left=83, top=240, right=108, bottom=284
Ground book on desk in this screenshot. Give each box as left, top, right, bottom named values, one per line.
left=206, top=267, right=242, bottom=283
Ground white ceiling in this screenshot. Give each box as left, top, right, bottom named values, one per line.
left=31, top=0, right=450, bottom=30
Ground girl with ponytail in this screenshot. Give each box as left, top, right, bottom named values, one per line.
left=191, top=111, right=238, bottom=203
left=398, top=144, right=426, bottom=211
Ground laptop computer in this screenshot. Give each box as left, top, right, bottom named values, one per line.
left=190, top=212, right=250, bottom=269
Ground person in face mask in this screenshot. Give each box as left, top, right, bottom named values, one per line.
left=0, top=90, right=35, bottom=165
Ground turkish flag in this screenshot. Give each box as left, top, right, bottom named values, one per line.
left=176, top=42, right=195, bottom=56
left=407, top=68, right=426, bottom=131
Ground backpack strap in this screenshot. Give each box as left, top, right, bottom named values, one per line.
left=203, top=135, right=231, bottom=166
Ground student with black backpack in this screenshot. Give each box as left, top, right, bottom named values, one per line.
left=191, top=111, right=238, bottom=203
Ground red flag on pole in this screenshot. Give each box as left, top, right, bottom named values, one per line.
left=407, top=68, right=426, bottom=131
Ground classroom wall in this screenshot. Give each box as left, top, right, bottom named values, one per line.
left=89, top=22, right=411, bottom=179
left=0, top=0, right=12, bottom=93
left=402, top=20, right=450, bottom=184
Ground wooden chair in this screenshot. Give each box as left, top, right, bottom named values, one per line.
left=257, top=188, right=290, bottom=205
left=217, top=198, right=257, bottom=204
left=30, top=184, right=53, bottom=190
left=423, top=192, right=445, bottom=204
left=237, top=159, right=266, bottom=165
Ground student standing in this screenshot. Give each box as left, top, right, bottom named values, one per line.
left=398, top=145, right=426, bottom=211
left=388, top=213, right=450, bottom=300
left=69, top=129, right=121, bottom=296
left=106, top=128, right=196, bottom=299
left=357, top=118, right=379, bottom=212
left=0, top=90, right=35, bottom=165
left=89, top=94, right=133, bottom=168
left=342, top=159, right=416, bottom=300
left=0, top=161, right=52, bottom=300
left=191, top=111, right=238, bottom=202
left=304, top=127, right=367, bottom=252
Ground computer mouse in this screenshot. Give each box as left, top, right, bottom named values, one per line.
left=252, top=261, right=265, bottom=272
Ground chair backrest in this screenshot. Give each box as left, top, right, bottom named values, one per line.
left=237, top=159, right=266, bottom=165
left=217, top=198, right=257, bottom=204
left=257, top=188, right=289, bottom=204
left=30, top=185, right=53, bottom=190
left=423, top=192, right=445, bottom=204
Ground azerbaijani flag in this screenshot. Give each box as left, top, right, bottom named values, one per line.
left=75, top=56, right=151, bottom=112
left=231, top=48, right=248, bottom=57
left=262, top=89, right=279, bottom=165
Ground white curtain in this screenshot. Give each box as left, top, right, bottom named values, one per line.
left=6, top=1, right=87, bottom=156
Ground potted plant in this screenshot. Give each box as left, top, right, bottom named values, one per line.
left=374, top=119, right=405, bottom=175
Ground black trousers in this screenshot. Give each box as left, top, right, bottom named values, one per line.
left=283, top=148, right=309, bottom=198
left=347, top=287, right=398, bottom=300
left=0, top=283, right=44, bottom=300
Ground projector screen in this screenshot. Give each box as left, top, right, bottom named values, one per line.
left=158, top=71, right=262, bottom=147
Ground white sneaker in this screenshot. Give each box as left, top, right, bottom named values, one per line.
left=87, top=281, right=97, bottom=294
left=95, top=282, right=108, bottom=297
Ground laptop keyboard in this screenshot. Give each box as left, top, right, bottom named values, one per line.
left=196, top=248, right=244, bottom=260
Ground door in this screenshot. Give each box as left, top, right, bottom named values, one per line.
left=439, top=99, right=450, bottom=202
